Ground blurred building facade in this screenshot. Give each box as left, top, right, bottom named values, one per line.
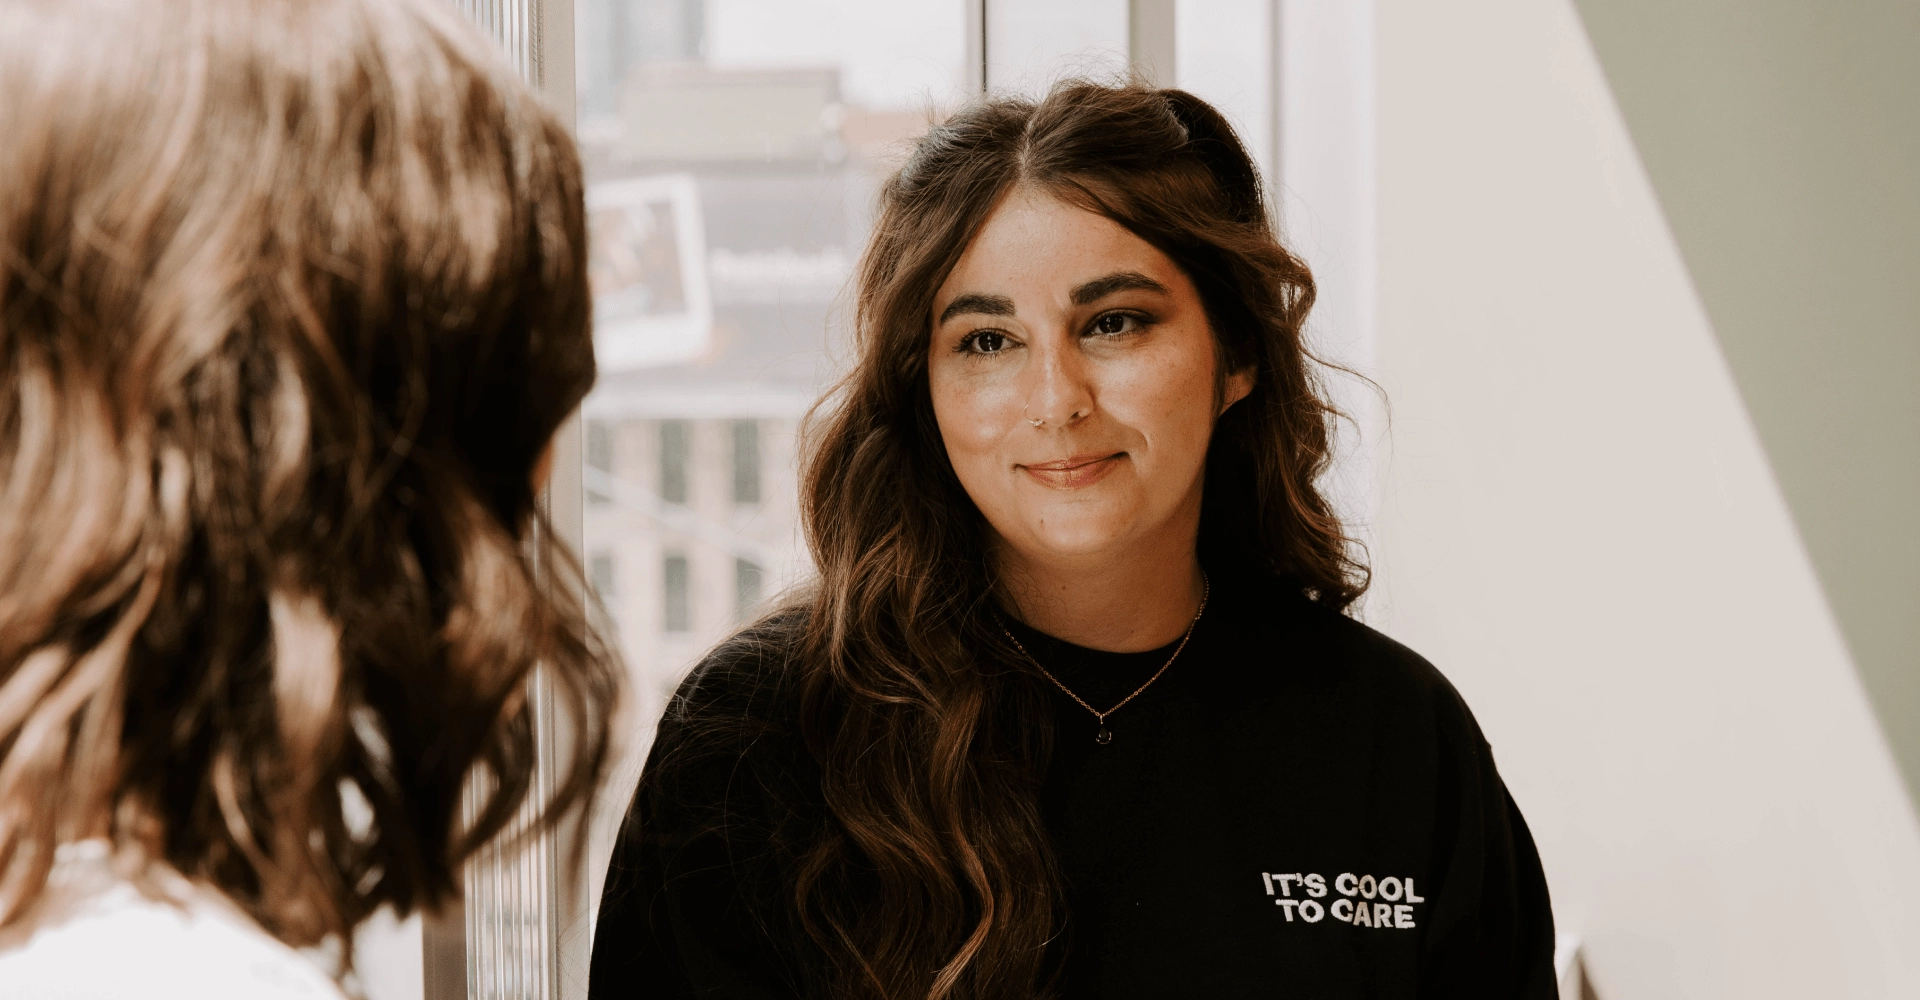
left=573, top=0, right=942, bottom=787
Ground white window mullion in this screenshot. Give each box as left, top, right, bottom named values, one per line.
left=433, top=5, right=585, bottom=1000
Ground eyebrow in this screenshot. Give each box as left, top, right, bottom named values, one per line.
left=937, top=271, right=1169, bottom=325
left=1071, top=270, right=1168, bottom=305
left=938, top=292, right=1016, bottom=324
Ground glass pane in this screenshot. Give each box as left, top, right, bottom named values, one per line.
left=731, top=419, right=760, bottom=505
left=984, top=0, right=1128, bottom=94
left=1174, top=0, right=1275, bottom=183
left=734, top=558, right=764, bottom=620
left=586, top=419, right=614, bottom=506
left=590, top=552, right=618, bottom=599
left=657, top=419, right=689, bottom=504
left=662, top=554, right=691, bottom=631
left=576, top=0, right=967, bottom=932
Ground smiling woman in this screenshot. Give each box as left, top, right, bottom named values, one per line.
left=591, top=81, right=1557, bottom=1000
left=929, top=188, right=1251, bottom=654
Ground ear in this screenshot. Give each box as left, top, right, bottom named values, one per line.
left=1220, top=368, right=1255, bottom=414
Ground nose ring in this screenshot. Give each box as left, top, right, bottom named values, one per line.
left=1024, top=403, right=1045, bottom=428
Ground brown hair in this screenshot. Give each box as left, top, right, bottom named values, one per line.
left=787, top=82, right=1364, bottom=998
left=0, top=0, right=615, bottom=956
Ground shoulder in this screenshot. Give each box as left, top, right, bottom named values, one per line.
left=1212, top=570, right=1489, bottom=748
left=641, top=607, right=816, bottom=813
left=661, top=606, right=809, bottom=738
left=0, top=847, right=348, bottom=1000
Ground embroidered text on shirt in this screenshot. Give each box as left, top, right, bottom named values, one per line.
left=1259, top=871, right=1425, bottom=928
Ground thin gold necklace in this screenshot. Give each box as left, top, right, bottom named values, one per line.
left=1000, top=573, right=1210, bottom=745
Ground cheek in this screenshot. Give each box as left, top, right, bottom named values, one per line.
left=1104, top=345, right=1219, bottom=457
left=930, top=370, right=1017, bottom=473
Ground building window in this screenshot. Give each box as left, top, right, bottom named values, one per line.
left=587, top=420, right=613, bottom=504
left=731, top=419, right=760, bottom=504
left=659, top=420, right=690, bottom=504
left=735, top=558, right=763, bottom=621
left=663, top=553, right=691, bottom=632
left=589, top=552, right=616, bottom=599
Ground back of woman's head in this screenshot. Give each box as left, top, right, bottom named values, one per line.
left=787, top=81, right=1362, bottom=1000
left=0, top=0, right=614, bottom=948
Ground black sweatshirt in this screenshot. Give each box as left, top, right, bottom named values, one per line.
left=590, top=567, right=1559, bottom=999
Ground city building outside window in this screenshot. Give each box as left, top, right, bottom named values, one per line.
left=579, top=0, right=964, bottom=752
left=734, top=558, right=763, bottom=621
left=587, top=419, right=614, bottom=504
left=658, top=419, right=690, bottom=504
left=590, top=551, right=617, bottom=600
left=663, top=553, right=691, bottom=632
left=576, top=0, right=969, bottom=957
left=731, top=419, right=760, bottom=504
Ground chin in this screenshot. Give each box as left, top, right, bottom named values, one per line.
left=1018, top=509, right=1141, bottom=560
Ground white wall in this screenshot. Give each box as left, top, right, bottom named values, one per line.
left=1357, top=0, right=1920, bottom=995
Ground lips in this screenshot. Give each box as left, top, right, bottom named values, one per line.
left=1021, top=452, right=1126, bottom=490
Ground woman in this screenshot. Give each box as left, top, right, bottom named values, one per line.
left=0, top=0, right=615, bottom=995
left=591, top=82, right=1555, bottom=999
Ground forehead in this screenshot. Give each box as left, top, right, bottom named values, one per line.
left=934, top=186, right=1182, bottom=309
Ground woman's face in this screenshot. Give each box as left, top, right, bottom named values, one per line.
left=928, top=186, right=1251, bottom=570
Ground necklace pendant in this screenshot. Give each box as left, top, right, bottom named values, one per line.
left=1095, top=724, right=1113, bottom=745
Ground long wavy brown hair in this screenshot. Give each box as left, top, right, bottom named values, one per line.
left=0, top=0, right=615, bottom=958
left=789, top=82, right=1365, bottom=999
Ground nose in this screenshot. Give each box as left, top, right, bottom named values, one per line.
left=1024, top=333, right=1094, bottom=429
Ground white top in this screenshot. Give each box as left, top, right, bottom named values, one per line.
left=0, top=841, right=349, bottom=1000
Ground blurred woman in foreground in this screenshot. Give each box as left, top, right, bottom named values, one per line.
left=0, top=0, right=616, bottom=995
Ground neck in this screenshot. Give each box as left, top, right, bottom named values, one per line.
left=995, top=531, right=1206, bottom=654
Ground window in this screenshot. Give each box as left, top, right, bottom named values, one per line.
left=590, top=551, right=617, bottom=599
left=659, top=419, right=689, bottom=504
left=734, top=558, right=763, bottom=620
left=587, top=419, right=614, bottom=503
left=731, top=419, right=760, bottom=504
left=663, top=554, right=691, bottom=632
left=579, top=0, right=965, bottom=732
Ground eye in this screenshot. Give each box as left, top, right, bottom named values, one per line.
left=1087, top=311, right=1149, bottom=337
left=958, top=330, right=1013, bottom=355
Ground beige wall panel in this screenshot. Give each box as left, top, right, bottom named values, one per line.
left=1570, top=0, right=1920, bottom=811
left=1370, top=0, right=1920, bottom=995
